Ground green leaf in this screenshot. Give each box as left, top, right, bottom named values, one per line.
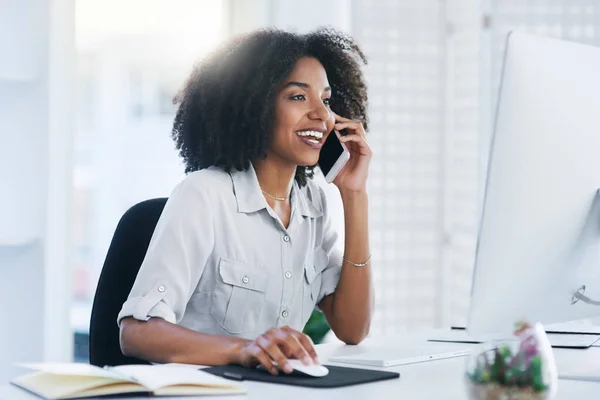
left=528, top=356, right=548, bottom=392
left=302, top=310, right=330, bottom=344
left=499, top=345, right=512, bottom=360
left=490, top=348, right=507, bottom=384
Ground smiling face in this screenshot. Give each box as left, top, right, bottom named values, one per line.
left=268, top=56, right=336, bottom=167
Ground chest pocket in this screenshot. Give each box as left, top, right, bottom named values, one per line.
left=210, top=258, right=269, bottom=334
left=302, top=248, right=329, bottom=323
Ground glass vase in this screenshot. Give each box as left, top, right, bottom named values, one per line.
left=465, top=322, right=558, bottom=400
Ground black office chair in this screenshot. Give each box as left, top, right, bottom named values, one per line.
left=89, top=198, right=168, bottom=367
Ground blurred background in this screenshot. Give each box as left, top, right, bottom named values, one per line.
left=2, top=0, right=600, bottom=381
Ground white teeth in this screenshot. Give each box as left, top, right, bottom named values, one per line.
left=296, top=130, right=323, bottom=139
left=306, top=139, right=319, bottom=144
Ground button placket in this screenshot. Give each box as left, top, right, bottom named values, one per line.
left=279, top=231, right=293, bottom=325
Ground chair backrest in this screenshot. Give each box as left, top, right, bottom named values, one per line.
left=89, top=198, right=168, bottom=367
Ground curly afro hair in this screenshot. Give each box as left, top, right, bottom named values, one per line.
left=172, top=27, right=369, bottom=187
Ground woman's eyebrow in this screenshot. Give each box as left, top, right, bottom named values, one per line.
left=283, top=81, right=331, bottom=92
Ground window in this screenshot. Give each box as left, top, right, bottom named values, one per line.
left=352, top=0, right=447, bottom=334
left=72, top=0, right=225, bottom=360
left=352, top=0, right=600, bottom=334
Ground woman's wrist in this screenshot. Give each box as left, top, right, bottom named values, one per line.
left=227, top=337, right=251, bottom=365
left=339, top=188, right=368, bottom=202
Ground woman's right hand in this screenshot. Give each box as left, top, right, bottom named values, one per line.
left=234, top=326, right=319, bottom=375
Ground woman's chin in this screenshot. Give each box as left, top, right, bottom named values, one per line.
left=296, top=157, right=319, bottom=168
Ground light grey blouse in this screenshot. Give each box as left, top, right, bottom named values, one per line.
left=117, top=164, right=343, bottom=339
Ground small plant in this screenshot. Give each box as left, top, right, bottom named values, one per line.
left=466, top=321, right=555, bottom=400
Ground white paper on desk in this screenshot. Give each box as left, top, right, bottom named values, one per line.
left=428, top=330, right=511, bottom=344
left=429, top=331, right=600, bottom=348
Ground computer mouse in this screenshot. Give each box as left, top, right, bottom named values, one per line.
left=277, top=359, right=329, bottom=377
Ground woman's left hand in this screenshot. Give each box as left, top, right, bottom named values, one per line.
left=331, top=112, right=373, bottom=193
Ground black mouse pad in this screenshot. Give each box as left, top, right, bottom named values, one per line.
left=203, top=364, right=400, bottom=388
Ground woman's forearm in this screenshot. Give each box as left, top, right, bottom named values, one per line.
left=324, top=190, right=373, bottom=344
left=119, top=317, right=248, bottom=365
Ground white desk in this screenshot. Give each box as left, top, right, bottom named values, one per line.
left=3, top=332, right=600, bottom=399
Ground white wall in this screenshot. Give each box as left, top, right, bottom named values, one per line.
left=0, top=0, right=74, bottom=381
left=271, top=0, right=351, bottom=33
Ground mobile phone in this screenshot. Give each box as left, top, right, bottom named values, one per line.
left=318, top=130, right=350, bottom=183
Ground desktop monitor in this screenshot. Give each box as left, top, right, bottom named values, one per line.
left=467, top=32, right=600, bottom=336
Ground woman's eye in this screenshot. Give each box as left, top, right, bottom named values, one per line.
left=323, top=98, right=331, bottom=105
left=290, top=94, right=306, bottom=101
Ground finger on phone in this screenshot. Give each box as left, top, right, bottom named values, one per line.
left=334, top=122, right=356, bottom=130
left=339, top=134, right=365, bottom=143
left=340, top=133, right=362, bottom=142
left=332, top=111, right=352, bottom=122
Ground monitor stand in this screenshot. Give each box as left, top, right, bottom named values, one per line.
left=552, top=189, right=600, bottom=336
left=570, top=189, right=600, bottom=315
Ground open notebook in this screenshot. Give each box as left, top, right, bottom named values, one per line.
left=11, top=363, right=246, bottom=399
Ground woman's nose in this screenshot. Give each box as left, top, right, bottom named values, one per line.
left=307, top=100, right=331, bottom=122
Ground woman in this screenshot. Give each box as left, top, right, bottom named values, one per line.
left=118, top=27, right=373, bottom=376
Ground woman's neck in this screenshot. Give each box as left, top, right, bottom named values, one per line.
left=252, top=156, right=296, bottom=200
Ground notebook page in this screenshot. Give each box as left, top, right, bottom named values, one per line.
left=11, top=372, right=140, bottom=400
left=19, top=363, right=130, bottom=381
left=113, top=365, right=243, bottom=392
left=155, top=385, right=246, bottom=396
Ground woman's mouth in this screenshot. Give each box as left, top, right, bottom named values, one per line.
left=296, top=130, right=324, bottom=149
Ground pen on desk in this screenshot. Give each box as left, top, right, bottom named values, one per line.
left=223, top=372, right=244, bottom=381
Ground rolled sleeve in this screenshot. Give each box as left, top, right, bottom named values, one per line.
left=117, top=176, right=214, bottom=327
left=117, top=280, right=176, bottom=325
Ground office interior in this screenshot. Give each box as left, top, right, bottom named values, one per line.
left=2, top=0, right=600, bottom=386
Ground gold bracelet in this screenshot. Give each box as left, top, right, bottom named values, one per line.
left=343, top=254, right=371, bottom=267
